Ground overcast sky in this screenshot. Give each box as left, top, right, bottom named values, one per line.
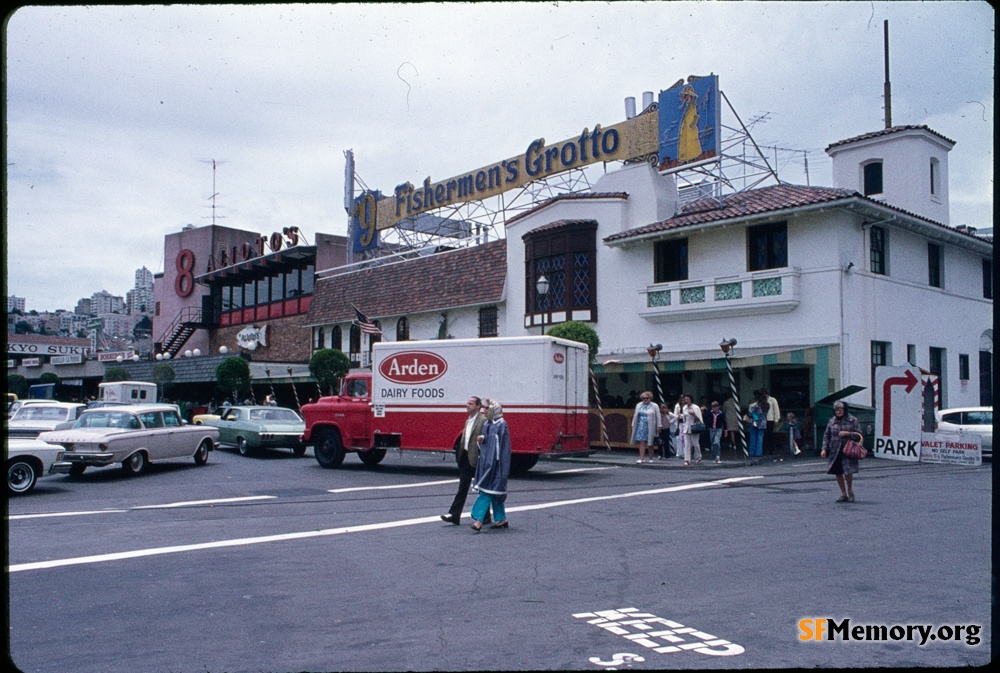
left=4, top=1, right=994, bottom=313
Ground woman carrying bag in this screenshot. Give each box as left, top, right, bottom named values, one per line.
left=821, top=401, right=863, bottom=502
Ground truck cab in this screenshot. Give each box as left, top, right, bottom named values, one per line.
left=300, top=372, right=376, bottom=468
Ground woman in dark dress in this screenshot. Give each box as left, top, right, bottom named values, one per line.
left=821, top=401, right=862, bottom=502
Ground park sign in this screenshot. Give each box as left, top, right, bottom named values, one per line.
left=874, top=366, right=922, bottom=462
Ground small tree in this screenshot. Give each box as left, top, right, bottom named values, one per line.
left=546, top=321, right=600, bottom=364
left=309, top=348, right=351, bottom=396
left=216, top=356, right=252, bottom=403
left=8, top=374, right=28, bottom=398
left=104, top=367, right=132, bottom=383
left=39, top=372, right=60, bottom=385
left=152, top=363, right=176, bottom=400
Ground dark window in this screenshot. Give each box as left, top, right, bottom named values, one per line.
left=301, top=264, right=315, bottom=295
left=315, top=327, right=325, bottom=350
left=524, top=221, right=598, bottom=324
left=479, top=305, right=498, bottom=337
left=331, top=325, right=342, bottom=351
left=221, top=285, right=232, bottom=312
left=930, top=158, right=939, bottom=195
left=980, top=350, right=993, bottom=406
left=285, top=268, right=300, bottom=297
left=907, top=344, right=917, bottom=366
left=870, top=226, right=887, bottom=275
left=244, top=279, right=256, bottom=307
left=654, top=238, right=689, bottom=283
left=271, top=273, right=284, bottom=302
left=747, top=222, right=787, bottom=271
left=959, top=354, right=970, bottom=381
left=871, top=341, right=890, bottom=406
left=863, top=161, right=883, bottom=195
left=983, top=259, right=993, bottom=299
left=928, top=243, right=942, bottom=288
left=349, top=325, right=361, bottom=366
left=396, top=317, right=410, bottom=341
left=256, top=277, right=269, bottom=305
left=231, top=284, right=242, bottom=310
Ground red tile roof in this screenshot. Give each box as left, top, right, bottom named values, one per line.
left=307, top=239, right=506, bottom=324
left=603, top=183, right=855, bottom=243
left=825, top=124, right=955, bottom=151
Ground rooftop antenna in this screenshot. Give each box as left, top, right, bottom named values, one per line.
left=199, top=158, right=228, bottom=225
left=883, top=19, right=892, bottom=129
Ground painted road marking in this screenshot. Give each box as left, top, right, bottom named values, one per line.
left=328, top=479, right=458, bottom=493
left=9, top=496, right=277, bottom=520
left=9, top=476, right=761, bottom=573
left=134, top=496, right=277, bottom=509
left=575, top=607, right=745, bottom=657
left=548, top=466, right=618, bottom=474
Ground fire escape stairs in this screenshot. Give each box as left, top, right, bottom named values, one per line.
left=157, top=307, right=210, bottom=358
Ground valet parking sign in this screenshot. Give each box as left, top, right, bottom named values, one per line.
left=874, top=366, right=981, bottom=466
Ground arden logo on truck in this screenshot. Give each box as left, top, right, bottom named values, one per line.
left=378, top=351, right=448, bottom=385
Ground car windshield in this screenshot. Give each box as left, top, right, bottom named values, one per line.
left=74, top=411, right=141, bottom=429
left=12, top=407, right=70, bottom=422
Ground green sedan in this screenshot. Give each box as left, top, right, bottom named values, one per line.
left=204, top=406, right=307, bottom=457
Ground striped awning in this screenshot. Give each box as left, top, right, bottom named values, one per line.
left=593, top=344, right=840, bottom=374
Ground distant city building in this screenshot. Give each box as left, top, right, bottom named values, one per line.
left=128, top=266, right=155, bottom=315
left=90, top=290, right=126, bottom=316
left=8, top=296, right=26, bottom=313
left=75, top=298, right=92, bottom=315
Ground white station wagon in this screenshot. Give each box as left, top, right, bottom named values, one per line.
left=39, top=404, right=219, bottom=477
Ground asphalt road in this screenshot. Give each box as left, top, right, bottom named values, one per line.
left=6, top=445, right=993, bottom=671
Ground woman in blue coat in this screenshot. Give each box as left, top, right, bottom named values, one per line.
left=471, top=399, right=511, bottom=532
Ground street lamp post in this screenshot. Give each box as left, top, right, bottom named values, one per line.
left=720, top=338, right=747, bottom=458
left=646, top=343, right=663, bottom=405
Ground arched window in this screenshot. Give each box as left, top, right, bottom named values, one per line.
left=396, top=317, right=410, bottom=341
left=331, top=325, right=342, bottom=351
left=315, top=326, right=325, bottom=350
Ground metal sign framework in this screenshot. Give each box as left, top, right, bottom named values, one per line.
left=344, top=91, right=783, bottom=266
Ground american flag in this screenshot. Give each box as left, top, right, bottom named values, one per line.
left=353, top=306, right=382, bottom=336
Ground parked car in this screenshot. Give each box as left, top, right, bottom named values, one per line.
left=201, top=406, right=307, bottom=456
left=6, top=438, right=64, bottom=495
left=935, top=407, right=992, bottom=459
left=7, top=402, right=87, bottom=438
left=192, top=412, right=221, bottom=425
left=39, top=404, right=218, bottom=477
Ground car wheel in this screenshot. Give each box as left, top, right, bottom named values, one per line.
left=194, top=440, right=211, bottom=466
left=293, top=444, right=307, bottom=457
left=122, top=451, right=147, bottom=476
left=314, top=430, right=345, bottom=468
left=68, top=464, right=87, bottom=478
left=237, top=437, right=253, bottom=457
left=358, top=448, right=386, bottom=467
left=8, top=459, right=38, bottom=495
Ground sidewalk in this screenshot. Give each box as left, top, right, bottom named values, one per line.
left=550, top=448, right=824, bottom=469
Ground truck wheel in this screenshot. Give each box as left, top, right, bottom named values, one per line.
left=510, top=454, right=539, bottom=474
left=8, top=459, right=38, bottom=495
left=358, top=448, right=386, bottom=467
left=315, top=431, right=345, bottom=468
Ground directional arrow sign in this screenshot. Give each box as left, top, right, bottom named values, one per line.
left=874, top=366, right=923, bottom=462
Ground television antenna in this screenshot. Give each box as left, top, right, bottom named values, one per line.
left=199, top=159, right=228, bottom=225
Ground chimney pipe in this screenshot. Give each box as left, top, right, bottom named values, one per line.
left=642, top=91, right=654, bottom=110
left=625, top=96, right=636, bottom=119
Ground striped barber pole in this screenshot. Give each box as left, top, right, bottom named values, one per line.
left=591, top=368, right=612, bottom=453
left=725, top=351, right=747, bottom=456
